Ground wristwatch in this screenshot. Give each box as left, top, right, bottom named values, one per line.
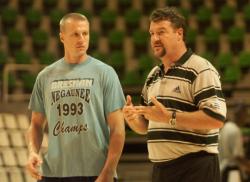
left=169, top=110, right=176, bottom=127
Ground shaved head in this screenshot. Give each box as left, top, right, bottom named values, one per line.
left=59, top=13, right=89, bottom=32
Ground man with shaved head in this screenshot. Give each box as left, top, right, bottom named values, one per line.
left=26, top=13, right=125, bottom=182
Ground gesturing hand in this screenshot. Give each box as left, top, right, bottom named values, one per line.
left=122, top=95, right=138, bottom=122
left=134, top=97, right=169, bottom=122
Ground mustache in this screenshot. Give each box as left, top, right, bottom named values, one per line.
left=153, top=41, right=163, bottom=46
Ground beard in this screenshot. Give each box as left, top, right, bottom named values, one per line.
left=157, top=48, right=166, bottom=58
left=152, top=41, right=166, bottom=58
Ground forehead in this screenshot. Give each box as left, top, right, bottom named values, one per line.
left=149, top=20, right=173, bottom=31
left=63, top=19, right=89, bottom=32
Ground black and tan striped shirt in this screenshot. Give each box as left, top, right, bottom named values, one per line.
left=141, top=49, right=227, bottom=163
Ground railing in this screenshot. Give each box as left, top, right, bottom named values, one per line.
left=2, top=64, right=46, bottom=102
left=2, top=64, right=250, bottom=107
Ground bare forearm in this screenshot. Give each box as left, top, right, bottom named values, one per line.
left=176, top=110, right=224, bottom=130
left=27, top=124, right=44, bottom=154
left=102, top=131, right=125, bottom=174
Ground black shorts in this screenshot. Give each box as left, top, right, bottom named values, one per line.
left=152, top=151, right=220, bottom=182
left=38, top=176, right=118, bottom=182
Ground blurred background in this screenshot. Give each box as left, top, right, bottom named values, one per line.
left=0, top=0, right=250, bottom=181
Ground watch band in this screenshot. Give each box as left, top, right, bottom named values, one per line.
left=169, top=110, right=176, bottom=127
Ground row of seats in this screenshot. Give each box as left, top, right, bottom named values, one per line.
left=1, top=0, right=250, bottom=102
left=0, top=113, right=29, bottom=130
left=0, top=130, right=26, bottom=148
left=1, top=4, right=250, bottom=35
left=0, top=147, right=28, bottom=167
left=0, top=112, right=47, bottom=182
left=0, top=111, right=152, bottom=182
left=0, top=167, right=35, bottom=182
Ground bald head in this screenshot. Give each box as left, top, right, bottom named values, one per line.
left=59, top=13, right=89, bottom=32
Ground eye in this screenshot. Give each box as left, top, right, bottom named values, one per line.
left=83, top=32, right=88, bottom=36
left=158, top=30, right=165, bottom=35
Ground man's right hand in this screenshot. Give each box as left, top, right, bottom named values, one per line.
left=123, top=95, right=148, bottom=134
left=26, top=152, right=43, bottom=180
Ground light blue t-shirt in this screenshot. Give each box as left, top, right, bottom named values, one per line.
left=29, top=56, right=125, bottom=177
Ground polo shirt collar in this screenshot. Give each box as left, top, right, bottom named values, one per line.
left=158, top=48, right=193, bottom=71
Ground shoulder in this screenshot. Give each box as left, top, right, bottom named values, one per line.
left=37, top=58, right=63, bottom=78
left=89, top=56, right=117, bottom=74
left=147, top=65, right=161, bottom=77
left=185, top=54, right=219, bottom=75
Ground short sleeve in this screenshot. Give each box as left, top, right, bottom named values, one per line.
left=103, top=67, right=125, bottom=116
left=28, top=73, right=45, bottom=113
left=193, top=66, right=227, bottom=122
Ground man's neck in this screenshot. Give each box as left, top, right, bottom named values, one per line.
left=162, top=46, right=187, bottom=69
left=64, top=54, right=88, bottom=64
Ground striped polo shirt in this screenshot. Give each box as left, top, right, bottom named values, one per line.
left=140, top=49, right=227, bottom=163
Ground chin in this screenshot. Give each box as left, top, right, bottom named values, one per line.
left=154, top=51, right=165, bottom=58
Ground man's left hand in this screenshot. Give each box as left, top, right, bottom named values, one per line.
left=134, top=97, right=169, bottom=122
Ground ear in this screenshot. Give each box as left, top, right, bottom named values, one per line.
left=59, top=32, right=64, bottom=43
left=177, top=28, right=184, bottom=41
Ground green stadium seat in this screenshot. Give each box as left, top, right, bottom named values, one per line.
left=188, top=0, right=204, bottom=13
left=213, top=0, right=227, bottom=13
left=222, top=65, right=241, bottom=84
left=108, top=30, right=125, bottom=50
left=49, top=8, right=65, bottom=36
left=238, top=51, right=250, bottom=73
left=201, top=51, right=214, bottom=63
left=75, top=9, right=93, bottom=21
left=42, top=0, right=58, bottom=14
left=142, top=0, right=157, bottom=15
left=100, top=9, right=117, bottom=35
left=124, top=8, right=142, bottom=35
left=0, top=51, right=8, bottom=66
left=117, top=0, right=132, bottom=15
left=92, top=51, right=108, bottom=63
left=243, top=4, right=250, bottom=32
left=215, top=52, right=233, bottom=72
left=0, top=0, right=8, bottom=13
left=14, top=50, right=32, bottom=64
left=1, top=7, right=18, bottom=33
left=56, top=36, right=64, bottom=57
left=219, top=5, right=236, bottom=33
left=92, top=0, right=107, bottom=15
left=138, top=54, right=155, bottom=77
left=228, top=26, right=245, bottom=55
left=122, top=71, right=143, bottom=86
left=25, top=8, right=42, bottom=34
left=39, top=51, right=56, bottom=65
left=185, top=28, right=197, bottom=51
left=236, top=0, right=249, bottom=11
left=18, top=0, right=34, bottom=14
left=132, top=29, right=149, bottom=57
left=196, top=6, right=212, bottom=34
left=21, top=72, right=37, bottom=93
left=89, top=31, right=100, bottom=52
left=7, top=29, right=24, bottom=55
left=32, top=29, right=49, bottom=56
left=204, top=26, right=220, bottom=55
left=8, top=73, right=16, bottom=93
left=66, top=0, right=83, bottom=12
left=108, top=51, right=125, bottom=78
left=166, top=0, right=181, bottom=7
left=178, top=7, right=191, bottom=21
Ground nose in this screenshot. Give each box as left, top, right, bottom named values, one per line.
left=79, top=34, right=85, bottom=40
left=151, top=34, right=160, bottom=42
